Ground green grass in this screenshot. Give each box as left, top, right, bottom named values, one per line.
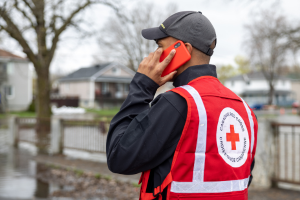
left=132, top=182, right=141, bottom=188
left=0, top=111, right=36, bottom=118
left=104, top=175, right=112, bottom=181
left=74, top=169, right=84, bottom=176
left=94, top=173, right=102, bottom=179
left=86, top=108, right=120, bottom=117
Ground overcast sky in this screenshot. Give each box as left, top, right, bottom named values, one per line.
left=2, top=0, right=300, bottom=75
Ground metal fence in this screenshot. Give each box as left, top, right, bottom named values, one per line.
left=0, top=118, right=9, bottom=147
left=14, top=117, right=110, bottom=154
left=61, top=120, right=109, bottom=153
left=17, top=117, right=37, bottom=144
left=272, top=122, right=300, bottom=185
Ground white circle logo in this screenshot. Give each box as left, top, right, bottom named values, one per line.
left=216, top=107, right=250, bottom=168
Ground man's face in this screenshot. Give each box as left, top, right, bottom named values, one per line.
left=155, top=37, right=179, bottom=51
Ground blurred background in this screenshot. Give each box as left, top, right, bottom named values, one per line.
left=0, top=0, right=300, bottom=199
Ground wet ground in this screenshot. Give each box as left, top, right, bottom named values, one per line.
left=249, top=188, right=300, bottom=200
left=1, top=146, right=300, bottom=199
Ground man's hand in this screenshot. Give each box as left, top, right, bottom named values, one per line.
left=137, top=48, right=176, bottom=86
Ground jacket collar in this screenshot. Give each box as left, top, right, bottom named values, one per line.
left=173, top=64, right=218, bottom=87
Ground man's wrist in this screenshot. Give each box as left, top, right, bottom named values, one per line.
left=133, top=72, right=160, bottom=96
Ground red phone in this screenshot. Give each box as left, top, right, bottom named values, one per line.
left=160, top=40, right=191, bottom=77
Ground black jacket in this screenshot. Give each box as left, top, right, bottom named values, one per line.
left=106, top=65, right=255, bottom=199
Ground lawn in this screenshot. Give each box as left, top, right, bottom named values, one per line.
left=0, top=111, right=36, bottom=118
left=0, top=108, right=120, bottom=119
left=86, top=108, right=120, bottom=117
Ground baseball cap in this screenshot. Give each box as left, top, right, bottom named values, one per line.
left=142, top=11, right=216, bottom=56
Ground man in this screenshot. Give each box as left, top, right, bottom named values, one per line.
left=106, top=11, right=257, bottom=200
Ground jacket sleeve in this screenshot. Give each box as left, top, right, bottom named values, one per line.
left=106, top=72, right=185, bottom=175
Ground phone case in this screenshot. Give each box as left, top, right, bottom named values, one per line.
left=160, top=40, right=191, bottom=77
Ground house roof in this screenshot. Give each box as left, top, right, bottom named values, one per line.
left=242, top=90, right=291, bottom=96
left=0, top=49, right=27, bottom=60
left=95, top=76, right=133, bottom=83
left=60, top=62, right=135, bottom=82
left=60, top=63, right=111, bottom=81
left=227, top=71, right=287, bottom=82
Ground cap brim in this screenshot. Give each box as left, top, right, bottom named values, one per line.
left=141, top=27, right=168, bottom=40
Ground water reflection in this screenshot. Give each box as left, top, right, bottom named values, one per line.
left=0, top=146, right=58, bottom=200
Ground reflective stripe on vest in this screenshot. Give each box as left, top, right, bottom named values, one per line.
left=241, top=98, right=255, bottom=160
left=170, top=85, right=253, bottom=194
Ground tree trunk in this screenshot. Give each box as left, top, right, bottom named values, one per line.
left=35, top=66, right=51, bottom=154
left=268, top=83, right=275, bottom=105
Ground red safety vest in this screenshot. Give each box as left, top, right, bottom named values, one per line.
left=139, top=76, right=258, bottom=200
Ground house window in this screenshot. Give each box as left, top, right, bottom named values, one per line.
left=116, top=83, right=123, bottom=92
left=7, top=62, right=14, bottom=75
left=0, top=62, right=6, bottom=74
left=124, top=84, right=129, bottom=92
left=5, top=85, right=14, bottom=99
left=112, top=67, right=120, bottom=75
left=102, top=82, right=109, bottom=94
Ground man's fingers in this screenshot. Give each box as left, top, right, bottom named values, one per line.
left=152, top=48, right=163, bottom=63
left=162, top=70, right=177, bottom=84
left=148, top=48, right=163, bottom=68
left=160, top=49, right=176, bottom=69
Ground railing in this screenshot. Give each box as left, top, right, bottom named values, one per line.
left=0, top=118, right=9, bottom=147
left=61, top=120, right=109, bottom=153
left=272, top=122, right=300, bottom=185
left=14, top=117, right=110, bottom=154
left=17, top=117, right=37, bottom=144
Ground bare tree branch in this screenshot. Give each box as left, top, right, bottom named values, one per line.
left=95, top=2, right=178, bottom=70
left=244, top=10, right=289, bottom=104
left=13, top=0, right=35, bottom=28
left=0, top=4, right=37, bottom=66
left=47, top=0, right=93, bottom=67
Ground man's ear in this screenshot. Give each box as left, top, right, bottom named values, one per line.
left=185, top=43, right=193, bottom=54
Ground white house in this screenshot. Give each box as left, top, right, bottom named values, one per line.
left=224, top=71, right=294, bottom=106
left=0, top=49, right=32, bottom=112
left=59, top=62, right=135, bottom=108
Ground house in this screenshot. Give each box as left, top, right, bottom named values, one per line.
left=59, top=62, right=135, bottom=108
left=224, top=71, right=295, bottom=107
left=0, top=49, right=32, bottom=112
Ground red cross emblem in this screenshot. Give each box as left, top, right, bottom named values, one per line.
left=226, top=125, right=240, bottom=150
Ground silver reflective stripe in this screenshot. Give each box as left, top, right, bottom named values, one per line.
left=241, top=98, right=255, bottom=157
left=170, top=85, right=249, bottom=193
left=180, top=85, right=207, bottom=182
left=171, top=177, right=249, bottom=193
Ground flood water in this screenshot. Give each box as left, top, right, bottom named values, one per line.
left=0, top=146, right=70, bottom=200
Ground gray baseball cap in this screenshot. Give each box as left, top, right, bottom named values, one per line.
left=142, top=11, right=217, bottom=56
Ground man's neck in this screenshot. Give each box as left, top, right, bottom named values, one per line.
left=172, top=64, right=217, bottom=87
left=175, top=60, right=209, bottom=79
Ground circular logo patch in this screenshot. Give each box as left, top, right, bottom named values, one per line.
left=216, top=107, right=250, bottom=168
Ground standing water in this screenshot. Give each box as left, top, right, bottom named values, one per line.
left=0, top=146, right=68, bottom=200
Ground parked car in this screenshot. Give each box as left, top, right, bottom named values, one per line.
left=250, top=103, right=265, bottom=110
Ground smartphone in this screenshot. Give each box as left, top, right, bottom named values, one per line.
left=160, top=40, right=191, bottom=77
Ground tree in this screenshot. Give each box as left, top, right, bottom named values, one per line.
left=0, top=0, right=123, bottom=154
left=234, top=55, right=250, bottom=75
left=95, top=2, right=178, bottom=71
left=217, top=64, right=237, bottom=84
left=244, top=10, right=289, bottom=105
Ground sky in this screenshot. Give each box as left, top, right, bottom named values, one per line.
left=2, top=0, right=300, bottom=75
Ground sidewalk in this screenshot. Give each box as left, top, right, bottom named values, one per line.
left=34, top=154, right=141, bottom=184
left=249, top=188, right=300, bottom=200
